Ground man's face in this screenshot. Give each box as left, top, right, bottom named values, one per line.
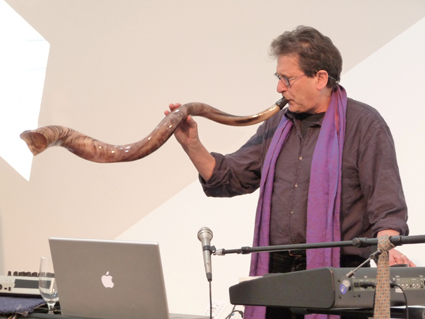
left=275, top=54, right=326, bottom=114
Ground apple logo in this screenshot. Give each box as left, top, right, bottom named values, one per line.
left=101, top=271, right=114, bottom=288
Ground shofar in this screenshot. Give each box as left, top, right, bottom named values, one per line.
left=20, top=99, right=287, bottom=163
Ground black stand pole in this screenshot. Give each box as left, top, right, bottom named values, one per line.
left=214, top=234, right=425, bottom=256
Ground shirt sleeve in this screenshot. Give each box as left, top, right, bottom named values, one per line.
left=200, top=112, right=282, bottom=198
left=357, top=111, right=409, bottom=237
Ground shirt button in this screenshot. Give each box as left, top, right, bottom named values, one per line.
left=299, top=156, right=303, bottom=160
left=290, top=210, right=294, bottom=214
left=294, top=183, right=298, bottom=188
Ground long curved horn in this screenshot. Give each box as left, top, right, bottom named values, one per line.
left=20, top=99, right=287, bottom=163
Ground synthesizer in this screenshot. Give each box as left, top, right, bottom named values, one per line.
left=0, top=272, right=41, bottom=297
left=229, top=267, right=425, bottom=309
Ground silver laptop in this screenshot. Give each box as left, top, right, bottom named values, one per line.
left=49, top=237, right=206, bottom=319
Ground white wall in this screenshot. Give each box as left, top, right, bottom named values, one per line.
left=341, top=16, right=425, bottom=266
left=1, top=0, right=425, bottom=316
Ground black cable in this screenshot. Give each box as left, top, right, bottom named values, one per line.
left=359, top=281, right=409, bottom=319
left=224, top=305, right=236, bottom=319
left=390, top=282, right=409, bottom=319
left=224, top=305, right=244, bottom=319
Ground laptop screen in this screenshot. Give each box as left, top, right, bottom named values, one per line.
left=49, top=237, right=170, bottom=319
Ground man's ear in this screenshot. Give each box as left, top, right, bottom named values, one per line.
left=316, top=70, right=329, bottom=90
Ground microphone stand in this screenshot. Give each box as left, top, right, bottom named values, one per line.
left=213, top=234, right=425, bottom=256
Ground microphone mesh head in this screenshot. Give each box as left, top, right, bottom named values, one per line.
left=197, top=227, right=213, bottom=241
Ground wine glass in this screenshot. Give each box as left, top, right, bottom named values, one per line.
left=39, top=256, right=59, bottom=314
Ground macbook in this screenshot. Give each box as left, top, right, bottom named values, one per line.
left=47, top=237, right=207, bottom=319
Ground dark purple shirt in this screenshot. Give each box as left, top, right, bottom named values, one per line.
left=200, top=98, right=409, bottom=258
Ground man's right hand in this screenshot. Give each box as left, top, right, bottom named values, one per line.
left=166, top=103, right=216, bottom=181
left=166, top=103, right=199, bottom=151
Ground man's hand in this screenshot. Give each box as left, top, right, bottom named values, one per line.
left=389, top=248, right=416, bottom=267
left=377, top=229, right=416, bottom=267
left=165, top=103, right=216, bottom=181
left=165, top=103, right=199, bottom=150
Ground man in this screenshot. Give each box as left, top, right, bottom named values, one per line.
left=167, top=26, right=414, bottom=318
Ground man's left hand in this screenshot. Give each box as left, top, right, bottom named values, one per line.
left=377, top=229, right=416, bottom=267
left=389, top=248, right=416, bottom=267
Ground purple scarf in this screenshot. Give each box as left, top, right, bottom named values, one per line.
left=245, top=86, right=347, bottom=319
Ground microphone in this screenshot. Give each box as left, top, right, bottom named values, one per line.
left=197, top=227, right=213, bottom=282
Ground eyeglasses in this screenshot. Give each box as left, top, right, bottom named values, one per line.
left=274, top=71, right=340, bottom=87
left=274, top=72, right=305, bottom=87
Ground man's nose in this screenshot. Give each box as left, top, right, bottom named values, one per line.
left=277, top=80, right=288, bottom=93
